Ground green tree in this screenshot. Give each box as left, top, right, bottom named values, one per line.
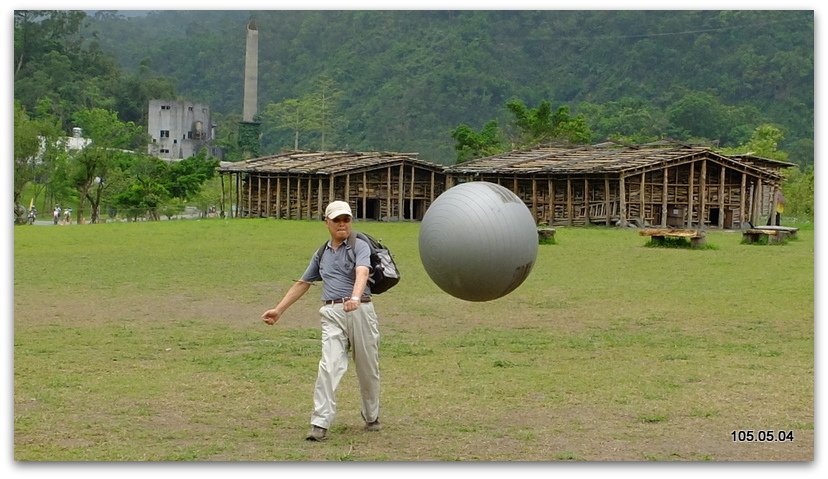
left=13, top=101, right=45, bottom=223
left=262, top=97, right=316, bottom=150
left=70, top=108, right=145, bottom=223
left=163, top=151, right=219, bottom=200
left=191, top=176, right=224, bottom=217
left=451, top=120, right=504, bottom=163
left=13, top=100, right=67, bottom=222
left=782, top=166, right=813, bottom=220
left=667, top=92, right=729, bottom=143
left=579, top=97, right=667, bottom=144
left=720, top=124, right=789, bottom=161
left=111, top=155, right=169, bottom=221
left=212, top=112, right=243, bottom=161
left=260, top=76, right=344, bottom=153
left=719, top=124, right=811, bottom=220
left=506, top=99, right=591, bottom=147
left=310, top=75, right=343, bottom=150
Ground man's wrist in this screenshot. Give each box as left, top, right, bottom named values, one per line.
left=350, top=296, right=360, bottom=302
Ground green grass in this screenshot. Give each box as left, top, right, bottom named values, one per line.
left=13, top=219, right=814, bottom=461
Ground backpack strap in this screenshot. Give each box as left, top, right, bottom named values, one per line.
left=315, top=233, right=358, bottom=265
left=314, top=241, right=327, bottom=264
left=346, top=232, right=357, bottom=263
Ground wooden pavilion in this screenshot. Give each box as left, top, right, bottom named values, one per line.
left=218, top=142, right=794, bottom=229
left=443, top=142, right=793, bottom=229
left=217, top=150, right=446, bottom=221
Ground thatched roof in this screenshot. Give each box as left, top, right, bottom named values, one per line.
left=218, top=144, right=789, bottom=181
left=218, top=150, right=444, bottom=175
left=444, top=142, right=785, bottom=180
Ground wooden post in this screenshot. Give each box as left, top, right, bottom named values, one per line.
left=718, top=166, right=726, bottom=228
left=362, top=172, right=367, bottom=220
left=583, top=178, right=590, bottom=224
left=276, top=177, right=282, bottom=219
left=604, top=176, right=610, bottom=226
left=220, top=174, right=226, bottom=217
left=266, top=176, right=271, bottom=217
left=531, top=177, right=538, bottom=223
left=329, top=175, right=335, bottom=204
left=237, top=173, right=242, bottom=218
left=307, top=177, right=312, bottom=219
left=430, top=171, right=435, bottom=204
left=296, top=176, right=302, bottom=220
left=446, top=175, right=455, bottom=189
left=640, top=172, right=645, bottom=225
left=398, top=164, right=404, bottom=220
left=345, top=174, right=350, bottom=204
left=740, top=173, right=747, bottom=228
left=317, top=178, right=323, bottom=220
left=699, top=160, right=707, bottom=229
left=246, top=174, right=252, bottom=218
left=256, top=176, right=262, bottom=217
left=753, top=178, right=765, bottom=224
left=549, top=178, right=555, bottom=224
left=386, top=166, right=392, bottom=220
left=687, top=162, right=695, bottom=228
left=618, top=175, right=627, bottom=226
left=410, top=165, right=415, bottom=221
left=566, top=177, right=573, bottom=226
left=286, top=176, right=291, bottom=219
left=661, top=168, right=668, bottom=227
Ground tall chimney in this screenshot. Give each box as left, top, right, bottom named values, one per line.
left=242, top=19, right=258, bottom=122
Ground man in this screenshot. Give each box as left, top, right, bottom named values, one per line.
left=261, top=200, right=381, bottom=442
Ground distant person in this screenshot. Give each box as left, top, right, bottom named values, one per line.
left=767, top=189, right=785, bottom=226
left=53, top=205, right=61, bottom=225
left=261, top=200, right=381, bottom=442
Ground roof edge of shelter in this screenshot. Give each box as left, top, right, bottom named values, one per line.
left=217, top=149, right=445, bottom=175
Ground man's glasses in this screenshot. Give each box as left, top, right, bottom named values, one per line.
left=331, top=216, right=352, bottom=224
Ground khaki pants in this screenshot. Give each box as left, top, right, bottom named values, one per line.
left=310, top=302, right=380, bottom=429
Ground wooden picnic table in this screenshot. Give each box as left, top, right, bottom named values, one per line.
left=742, top=226, right=799, bottom=244
left=639, top=228, right=707, bottom=248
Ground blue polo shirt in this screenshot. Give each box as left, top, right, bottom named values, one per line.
left=301, top=237, right=372, bottom=301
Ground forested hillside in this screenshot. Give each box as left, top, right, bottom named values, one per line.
left=21, top=10, right=814, bottom=166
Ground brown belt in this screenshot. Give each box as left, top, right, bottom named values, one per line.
left=323, top=297, right=372, bottom=305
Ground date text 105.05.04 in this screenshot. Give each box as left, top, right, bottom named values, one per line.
left=731, top=430, right=795, bottom=442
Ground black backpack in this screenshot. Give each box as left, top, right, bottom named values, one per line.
left=315, top=231, right=400, bottom=294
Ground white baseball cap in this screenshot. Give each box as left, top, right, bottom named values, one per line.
left=325, top=201, right=352, bottom=220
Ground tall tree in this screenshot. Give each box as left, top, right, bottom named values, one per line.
left=310, top=75, right=343, bottom=151
left=261, top=97, right=316, bottom=151
left=13, top=102, right=46, bottom=223
left=70, top=108, right=145, bottom=223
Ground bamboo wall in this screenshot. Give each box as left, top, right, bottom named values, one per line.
left=448, top=159, right=774, bottom=229
left=229, top=163, right=445, bottom=221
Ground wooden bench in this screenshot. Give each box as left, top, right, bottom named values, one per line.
left=639, top=228, right=706, bottom=248
left=742, top=226, right=799, bottom=244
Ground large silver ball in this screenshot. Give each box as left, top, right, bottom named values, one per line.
left=418, top=181, right=538, bottom=302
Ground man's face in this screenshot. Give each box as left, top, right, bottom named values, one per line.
left=326, top=214, right=352, bottom=241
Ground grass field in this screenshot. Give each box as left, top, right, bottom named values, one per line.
left=12, top=219, right=814, bottom=461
